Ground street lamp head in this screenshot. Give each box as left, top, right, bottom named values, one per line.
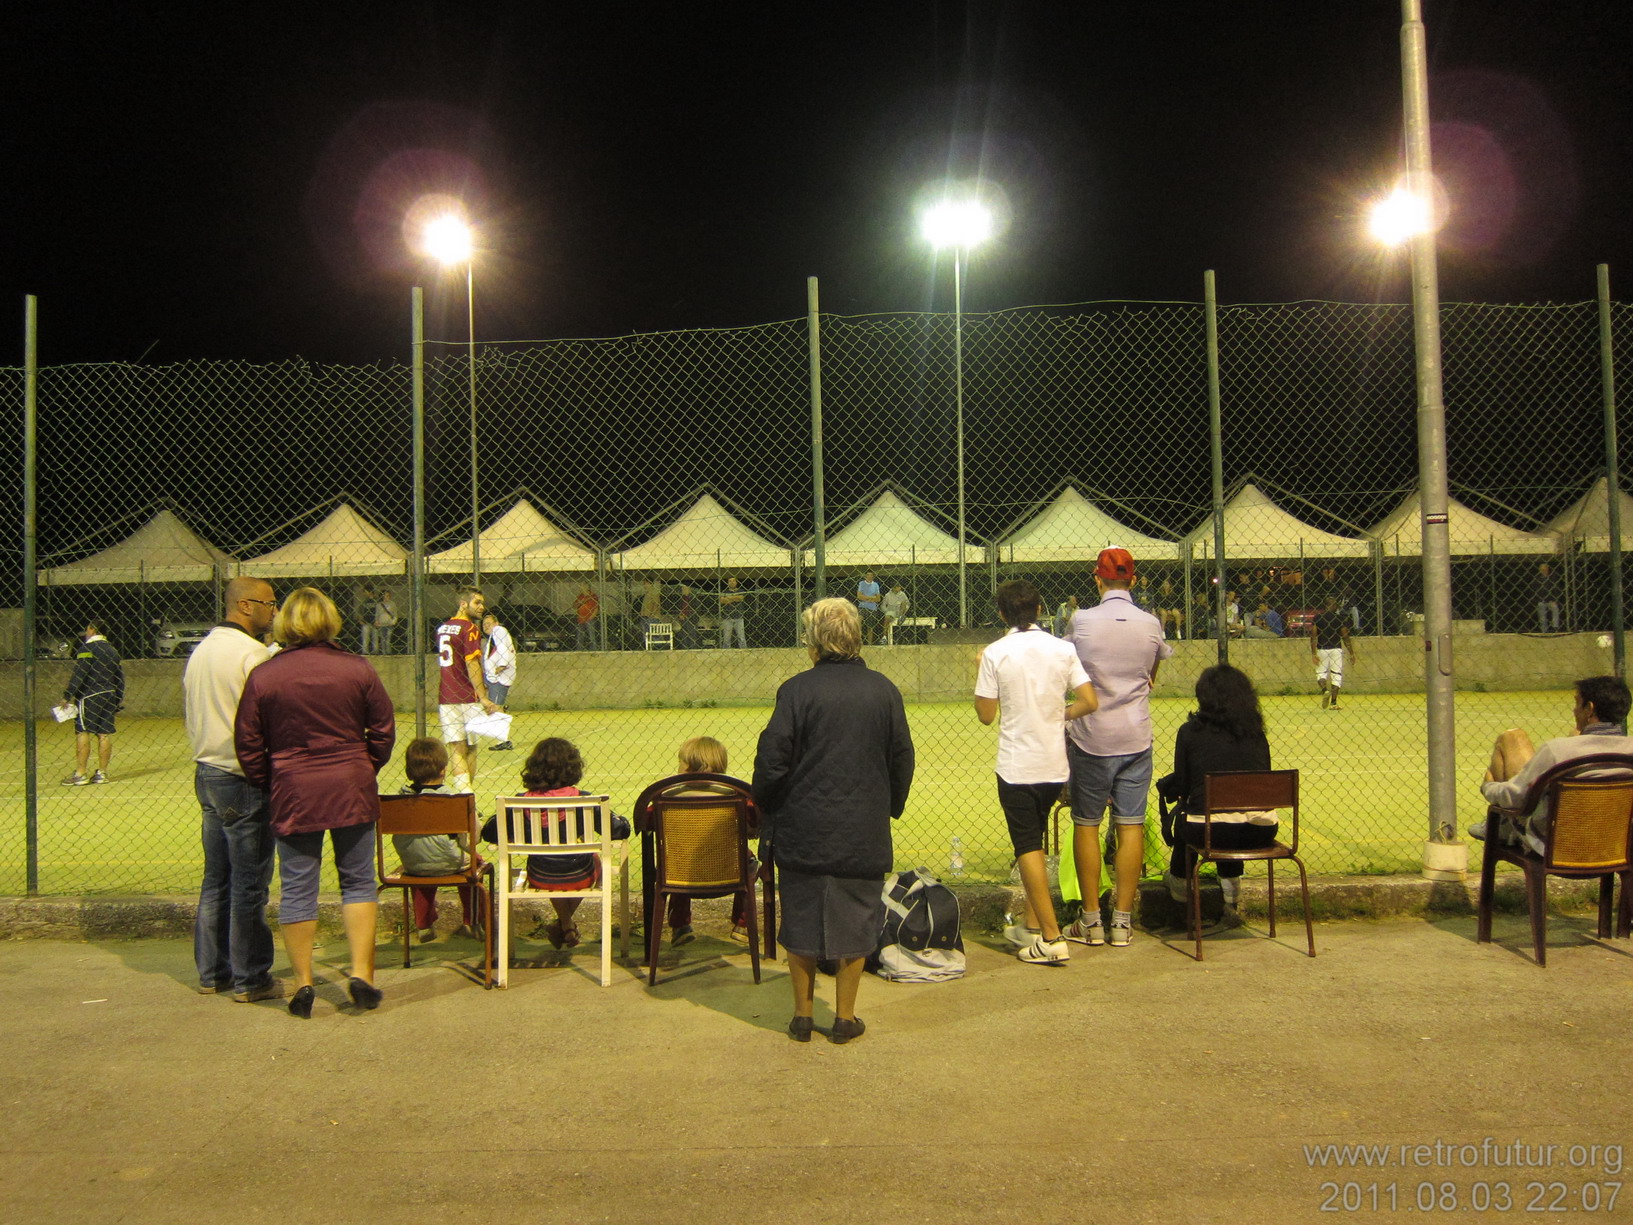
left=423, top=214, right=474, bottom=265
left=921, top=199, right=993, bottom=250
left=1368, top=187, right=1432, bottom=246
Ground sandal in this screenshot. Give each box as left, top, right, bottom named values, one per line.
left=543, top=921, right=581, bottom=949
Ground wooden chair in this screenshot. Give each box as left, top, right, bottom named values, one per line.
left=1476, top=753, right=1633, bottom=966
left=375, top=793, right=494, bottom=988
left=492, top=794, right=631, bottom=987
left=632, top=773, right=773, bottom=986
left=644, top=621, right=674, bottom=650
left=1186, top=770, right=1313, bottom=961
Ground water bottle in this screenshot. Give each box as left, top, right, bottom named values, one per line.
left=949, top=835, right=965, bottom=878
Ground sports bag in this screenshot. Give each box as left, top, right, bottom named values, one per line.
left=868, top=866, right=965, bottom=982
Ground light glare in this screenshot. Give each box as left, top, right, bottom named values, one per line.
left=423, top=214, right=474, bottom=264
left=1369, top=188, right=1431, bottom=245
left=921, top=200, right=993, bottom=250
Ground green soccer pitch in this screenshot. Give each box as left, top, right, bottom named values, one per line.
left=0, top=690, right=1570, bottom=896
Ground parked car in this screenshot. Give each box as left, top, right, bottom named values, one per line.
left=153, top=620, right=213, bottom=659
left=36, top=628, right=79, bottom=659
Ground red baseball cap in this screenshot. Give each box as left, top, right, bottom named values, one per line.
left=1096, top=547, right=1136, bottom=580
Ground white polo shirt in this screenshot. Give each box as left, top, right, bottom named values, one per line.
left=975, top=627, right=1091, bottom=785
left=1067, top=589, right=1173, bottom=757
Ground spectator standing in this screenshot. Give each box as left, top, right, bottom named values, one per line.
left=1534, top=562, right=1562, bottom=633
left=62, top=619, right=124, bottom=785
left=482, top=611, right=516, bottom=752
left=881, top=582, right=910, bottom=645
left=372, top=588, right=398, bottom=654
left=184, top=576, right=280, bottom=1001
left=1310, top=596, right=1355, bottom=709
left=235, top=587, right=396, bottom=1018
left=574, top=584, right=600, bottom=651
left=639, top=579, right=664, bottom=643
left=436, top=587, right=500, bottom=792
left=975, top=581, right=1098, bottom=965
left=676, top=583, right=699, bottom=649
left=1064, top=548, right=1173, bottom=948
left=1054, top=595, right=1079, bottom=637
left=719, top=576, right=748, bottom=648
left=753, top=599, right=914, bottom=1044
left=855, top=571, right=882, bottom=644
left=356, top=586, right=379, bottom=655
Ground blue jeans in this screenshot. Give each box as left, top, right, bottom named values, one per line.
left=719, top=616, right=746, bottom=648
left=193, top=764, right=276, bottom=992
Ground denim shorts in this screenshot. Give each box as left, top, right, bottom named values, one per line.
left=1067, top=742, right=1153, bottom=826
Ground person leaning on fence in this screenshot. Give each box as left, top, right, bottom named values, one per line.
left=184, top=576, right=281, bottom=1001
left=753, top=598, right=914, bottom=1044
left=1472, top=676, right=1633, bottom=855
left=62, top=619, right=124, bottom=786
left=718, top=576, right=748, bottom=648
left=1156, top=664, right=1275, bottom=924
left=481, top=611, right=516, bottom=751
left=234, top=586, right=396, bottom=1019
left=1309, top=596, right=1354, bottom=709
left=1064, top=547, right=1173, bottom=948
left=395, top=737, right=483, bottom=943
left=974, top=580, right=1098, bottom=965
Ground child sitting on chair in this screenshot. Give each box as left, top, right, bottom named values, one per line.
left=660, top=736, right=755, bottom=947
left=394, top=737, right=482, bottom=943
left=483, top=737, right=629, bottom=950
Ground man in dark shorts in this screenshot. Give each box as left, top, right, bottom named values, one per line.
left=1309, top=596, right=1355, bottom=709
left=437, top=587, right=500, bottom=792
left=63, top=620, right=124, bottom=785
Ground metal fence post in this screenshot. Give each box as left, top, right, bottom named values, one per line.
left=808, top=276, right=826, bottom=602
left=1598, top=264, right=1625, bottom=680
left=1401, top=0, right=1460, bottom=863
left=23, top=295, right=39, bottom=895
left=1205, top=272, right=1227, bottom=664
left=411, top=287, right=428, bottom=737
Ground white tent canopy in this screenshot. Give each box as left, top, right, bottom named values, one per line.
left=1370, top=492, right=1558, bottom=557
left=427, top=498, right=596, bottom=574
left=1546, top=477, right=1633, bottom=553
left=1186, top=483, right=1370, bottom=560
left=236, top=503, right=409, bottom=577
left=611, top=493, right=790, bottom=572
left=803, top=489, right=983, bottom=568
left=41, top=509, right=229, bottom=586
left=995, top=485, right=1173, bottom=562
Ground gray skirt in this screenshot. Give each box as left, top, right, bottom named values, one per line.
left=777, top=866, right=886, bottom=960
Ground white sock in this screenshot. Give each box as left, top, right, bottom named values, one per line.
left=1219, top=876, right=1240, bottom=906
left=1113, top=909, right=1132, bottom=926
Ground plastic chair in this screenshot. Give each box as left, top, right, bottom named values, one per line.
left=491, top=794, right=631, bottom=987
left=1476, top=753, right=1633, bottom=966
left=375, top=793, right=494, bottom=988
left=1186, top=770, right=1313, bottom=961
left=631, top=773, right=773, bottom=986
left=644, top=621, right=675, bottom=650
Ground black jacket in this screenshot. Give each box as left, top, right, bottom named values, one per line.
left=752, top=657, right=914, bottom=876
left=1157, top=717, right=1272, bottom=815
left=65, top=636, right=124, bottom=704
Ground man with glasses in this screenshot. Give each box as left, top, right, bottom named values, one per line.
left=184, top=577, right=282, bottom=1002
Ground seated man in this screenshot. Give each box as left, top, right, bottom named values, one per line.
left=1242, top=601, right=1283, bottom=639
left=1474, top=675, right=1633, bottom=855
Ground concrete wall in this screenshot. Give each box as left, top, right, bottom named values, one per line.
left=3, top=632, right=1613, bottom=719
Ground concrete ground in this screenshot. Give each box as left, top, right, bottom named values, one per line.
left=2, top=912, right=1630, bottom=1225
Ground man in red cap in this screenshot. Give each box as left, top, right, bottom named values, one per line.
left=1062, top=547, right=1172, bottom=947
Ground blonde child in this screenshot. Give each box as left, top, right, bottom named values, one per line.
left=662, top=736, right=754, bottom=946
left=394, top=738, right=482, bottom=941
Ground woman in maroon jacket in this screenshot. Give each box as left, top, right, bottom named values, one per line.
left=235, top=587, right=396, bottom=1018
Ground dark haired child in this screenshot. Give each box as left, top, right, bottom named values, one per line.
left=394, top=737, right=482, bottom=942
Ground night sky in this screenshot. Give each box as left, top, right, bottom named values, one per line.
left=4, top=1, right=1632, bottom=367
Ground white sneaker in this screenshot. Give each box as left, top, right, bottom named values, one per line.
left=88, top=771, right=107, bottom=785
left=61, top=772, right=88, bottom=786
left=1164, top=872, right=1190, bottom=903
left=1017, top=934, right=1070, bottom=964
left=1003, top=923, right=1038, bottom=949
left=1109, top=913, right=1133, bottom=946
left=1468, top=820, right=1487, bottom=841
left=1061, top=915, right=1105, bottom=946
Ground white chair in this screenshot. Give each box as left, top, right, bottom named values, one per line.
left=644, top=621, right=675, bottom=650
left=493, top=794, right=631, bottom=987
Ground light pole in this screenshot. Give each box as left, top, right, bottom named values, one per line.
left=423, top=215, right=481, bottom=585
left=921, top=199, right=992, bottom=628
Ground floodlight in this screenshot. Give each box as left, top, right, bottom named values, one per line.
left=424, top=215, right=474, bottom=264
left=921, top=200, right=993, bottom=250
left=1368, top=188, right=1430, bottom=246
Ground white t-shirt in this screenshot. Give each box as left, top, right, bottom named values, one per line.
left=975, top=627, right=1090, bottom=785
left=1067, top=589, right=1173, bottom=757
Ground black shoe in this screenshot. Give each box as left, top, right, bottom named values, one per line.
left=830, top=1016, right=866, bottom=1045
left=493, top=741, right=514, bottom=751
left=787, top=1016, right=814, bottom=1043
left=347, top=977, right=384, bottom=1010
left=287, top=985, right=315, bottom=1019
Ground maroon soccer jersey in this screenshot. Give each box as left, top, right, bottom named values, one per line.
left=436, top=616, right=482, bottom=704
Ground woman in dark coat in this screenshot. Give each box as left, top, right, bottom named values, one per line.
left=753, top=597, right=914, bottom=1045
left=1155, top=663, right=1274, bottom=921
left=235, top=587, right=396, bottom=1018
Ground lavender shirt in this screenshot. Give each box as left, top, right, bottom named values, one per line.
left=1066, top=589, right=1173, bottom=757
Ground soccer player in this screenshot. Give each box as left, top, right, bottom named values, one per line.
left=1309, top=595, right=1354, bottom=709
left=437, top=587, right=500, bottom=791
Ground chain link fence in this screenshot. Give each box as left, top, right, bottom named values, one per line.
left=3, top=296, right=1627, bottom=897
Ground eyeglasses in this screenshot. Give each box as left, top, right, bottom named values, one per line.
left=240, top=598, right=279, bottom=609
